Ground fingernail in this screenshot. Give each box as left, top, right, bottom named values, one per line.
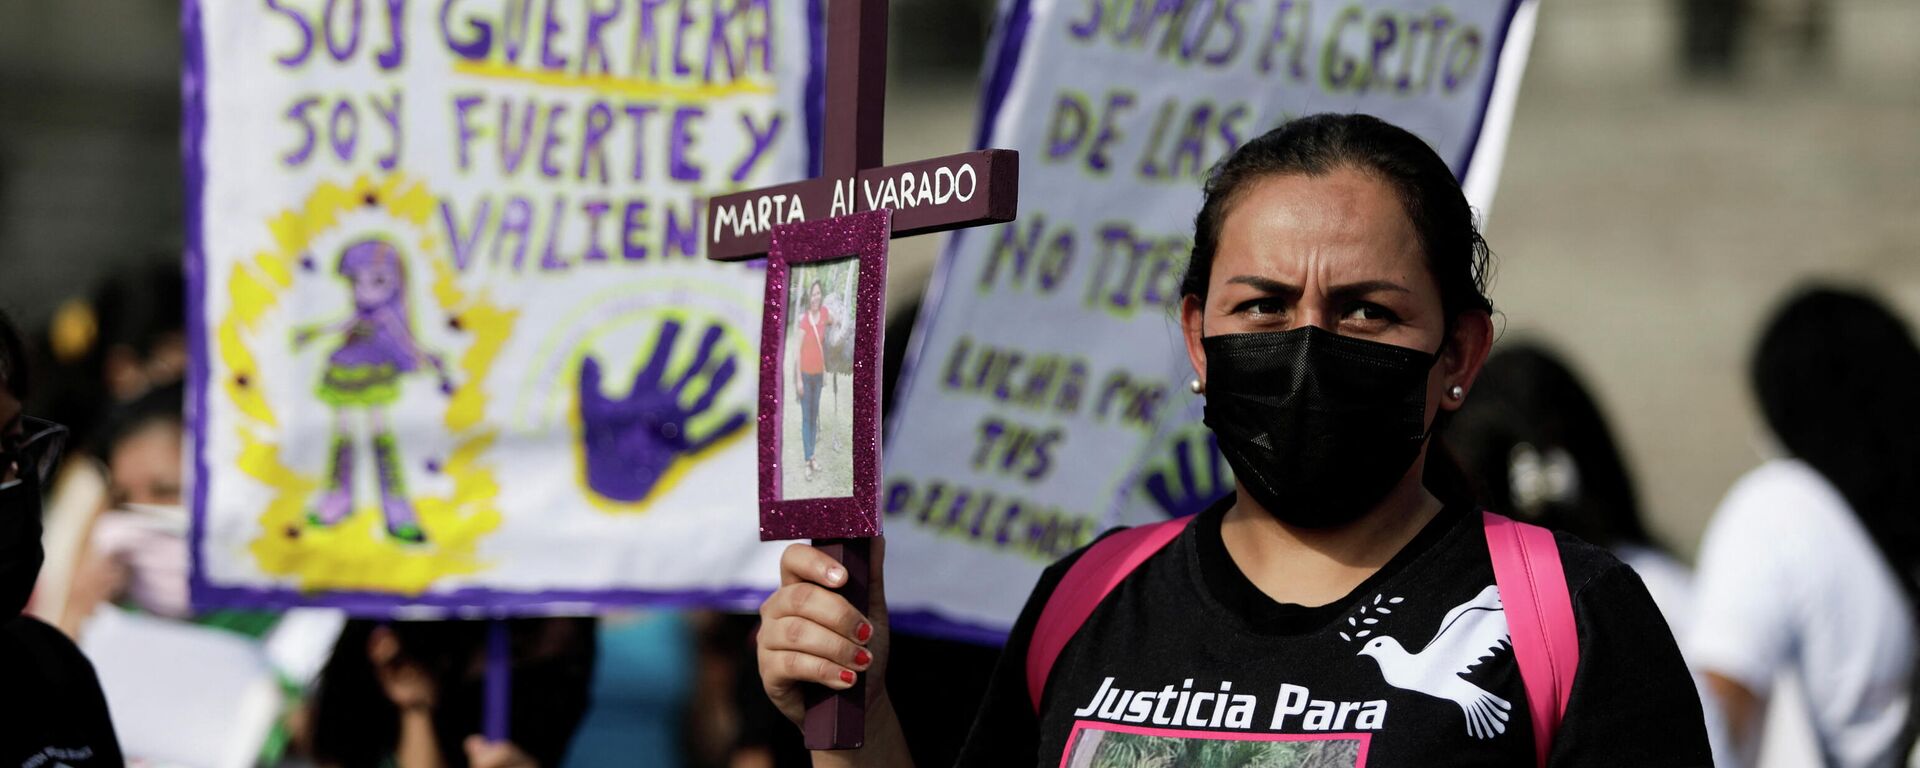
left=840, top=669, right=856, bottom=685
left=856, top=622, right=872, bottom=643
left=826, top=567, right=845, bottom=585
left=854, top=649, right=871, bottom=666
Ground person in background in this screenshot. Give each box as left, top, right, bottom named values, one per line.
left=29, top=260, right=187, bottom=625
left=95, top=260, right=189, bottom=407
left=55, top=379, right=329, bottom=764
left=59, top=382, right=226, bottom=633
left=1444, top=342, right=1731, bottom=761
left=308, top=617, right=596, bottom=768
left=561, top=611, right=700, bottom=767
left=32, top=261, right=189, bottom=449
left=0, top=306, right=123, bottom=765
left=1444, top=343, right=1692, bottom=630
left=563, top=611, right=775, bottom=768
left=1691, top=287, right=1920, bottom=768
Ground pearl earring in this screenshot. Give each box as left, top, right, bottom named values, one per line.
left=1448, top=385, right=1465, bottom=401
left=1189, top=378, right=1205, bottom=395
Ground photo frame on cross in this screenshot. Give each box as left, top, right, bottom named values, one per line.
left=757, top=209, right=891, bottom=539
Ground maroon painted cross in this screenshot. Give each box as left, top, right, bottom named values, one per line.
left=706, top=0, right=1019, bottom=753
left=703, top=0, right=1019, bottom=262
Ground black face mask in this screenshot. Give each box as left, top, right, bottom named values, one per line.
left=1202, top=326, right=1437, bottom=528
left=0, top=476, right=44, bottom=616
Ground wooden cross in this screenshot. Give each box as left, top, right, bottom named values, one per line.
left=704, top=0, right=1019, bottom=262
left=706, top=0, right=1019, bottom=752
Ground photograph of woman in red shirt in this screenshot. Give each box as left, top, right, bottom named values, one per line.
left=785, top=268, right=856, bottom=500
left=795, top=279, right=831, bottom=475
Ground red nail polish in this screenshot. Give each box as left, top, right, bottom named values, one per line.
left=856, top=623, right=872, bottom=643
left=854, top=649, right=871, bottom=666
left=840, top=670, right=856, bottom=685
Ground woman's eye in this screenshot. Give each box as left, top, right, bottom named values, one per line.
left=1343, top=303, right=1399, bottom=324
left=1233, top=298, right=1287, bottom=317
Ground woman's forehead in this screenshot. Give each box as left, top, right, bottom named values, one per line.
left=1214, top=169, right=1425, bottom=284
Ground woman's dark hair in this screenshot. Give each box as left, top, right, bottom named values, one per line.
left=1754, top=288, right=1920, bottom=580
left=1181, top=113, right=1493, bottom=324
left=95, top=381, right=184, bottom=461
left=99, top=261, right=186, bottom=365
left=1753, top=287, right=1920, bottom=599
left=1751, top=286, right=1920, bottom=755
left=311, top=618, right=597, bottom=768
left=1444, top=342, right=1652, bottom=549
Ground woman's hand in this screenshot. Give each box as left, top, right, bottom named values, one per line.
left=58, top=545, right=129, bottom=637
left=756, top=539, right=888, bottom=728
left=368, top=625, right=437, bottom=712
left=464, top=737, right=539, bottom=768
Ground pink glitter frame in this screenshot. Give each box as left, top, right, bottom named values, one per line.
left=758, top=209, right=891, bottom=541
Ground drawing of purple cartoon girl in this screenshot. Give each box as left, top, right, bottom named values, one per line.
left=295, top=237, right=452, bottom=544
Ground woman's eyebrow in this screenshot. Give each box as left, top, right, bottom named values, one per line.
left=1225, top=275, right=1299, bottom=296
left=1327, top=280, right=1411, bottom=302
left=1226, top=276, right=1407, bottom=300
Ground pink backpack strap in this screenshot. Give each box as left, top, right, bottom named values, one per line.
left=1025, top=516, right=1195, bottom=712
left=1482, top=511, right=1581, bottom=768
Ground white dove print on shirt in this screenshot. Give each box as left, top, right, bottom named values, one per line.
left=1356, top=584, right=1515, bottom=739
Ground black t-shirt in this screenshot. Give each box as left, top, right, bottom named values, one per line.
left=955, top=497, right=1711, bottom=767
left=0, top=615, right=124, bottom=767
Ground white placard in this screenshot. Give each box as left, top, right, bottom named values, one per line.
left=187, top=0, right=821, bottom=612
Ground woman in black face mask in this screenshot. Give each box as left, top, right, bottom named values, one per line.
left=0, top=307, right=124, bottom=766
left=754, top=115, right=1710, bottom=767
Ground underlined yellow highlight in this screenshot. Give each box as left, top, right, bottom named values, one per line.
left=452, top=61, right=774, bottom=100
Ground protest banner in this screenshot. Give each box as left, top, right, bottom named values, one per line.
left=883, top=0, right=1542, bottom=641
left=185, top=0, right=824, bottom=612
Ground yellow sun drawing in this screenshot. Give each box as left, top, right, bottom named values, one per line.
left=216, top=174, right=518, bottom=595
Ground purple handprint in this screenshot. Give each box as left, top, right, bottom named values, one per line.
left=1142, top=427, right=1234, bottom=519
left=578, top=319, right=749, bottom=502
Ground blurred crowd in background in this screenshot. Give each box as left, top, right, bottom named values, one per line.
left=3, top=0, right=1918, bottom=766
